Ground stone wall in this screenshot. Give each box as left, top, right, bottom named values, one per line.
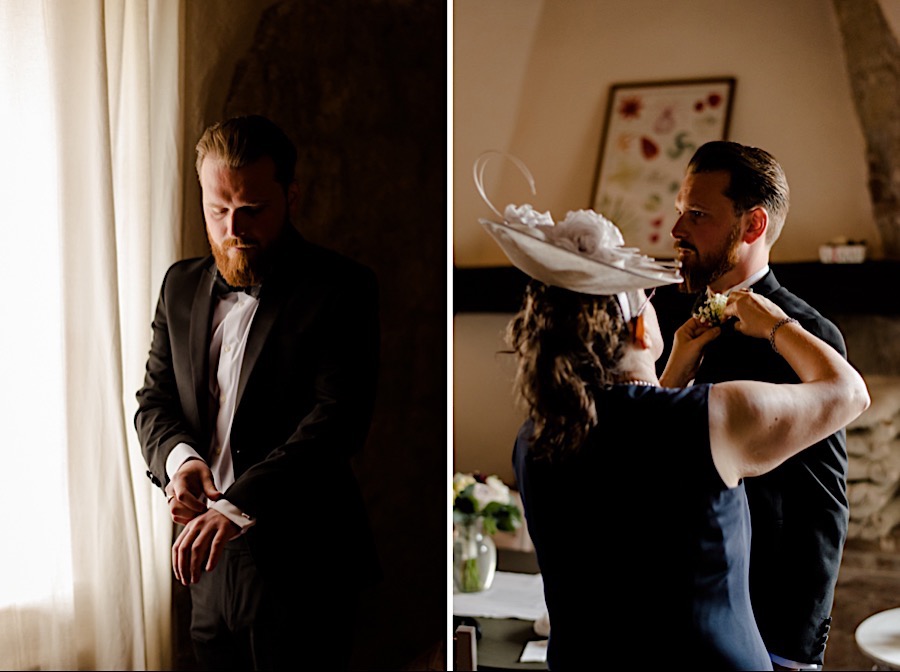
left=846, top=375, right=900, bottom=548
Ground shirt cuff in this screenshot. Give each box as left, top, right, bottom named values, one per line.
left=165, top=442, right=204, bottom=481
left=208, top=498, right=257, bottom=535
left=768, top=653, right=821, bottom=670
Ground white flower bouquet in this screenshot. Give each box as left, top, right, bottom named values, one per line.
left=453, top=472, right=523, bottom=593
left=452, top=472, right=522, bottom=535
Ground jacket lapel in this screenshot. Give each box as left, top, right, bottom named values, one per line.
left=233, top=226, right=309, bottom=412
left=750, top=269, right=781, bottom=296
left=234, top=282, right=285, bottom=411
left=189, top=260, right=218, bottom=437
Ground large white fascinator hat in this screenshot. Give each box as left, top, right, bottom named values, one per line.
left=474, top=150, right=683, bottom=321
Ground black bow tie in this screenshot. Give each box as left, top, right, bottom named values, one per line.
left=213, top=274, right=258, bottom=297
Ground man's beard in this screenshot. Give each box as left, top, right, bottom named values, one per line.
left=209, top=233, right=273, bottom=287
left=676, top=221, right=742, bottom=294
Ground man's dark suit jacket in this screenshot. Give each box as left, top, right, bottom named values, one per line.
left=135, top=225, right=381, bottom=592
left=658, top=269, right=848, bottom=665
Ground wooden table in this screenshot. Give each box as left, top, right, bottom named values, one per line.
left=454, top=549, right=548, bottom=671
left=475, top=618, right=547, bottom=671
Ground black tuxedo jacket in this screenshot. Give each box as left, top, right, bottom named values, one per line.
left=135, top=226, right=381, bottom=591
left=689, top=270, right=848, bottom=664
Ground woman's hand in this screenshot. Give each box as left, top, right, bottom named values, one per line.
left=709, top=288, right=869, bottom=484
left=659, top=316, right=721, bottom=387
left=723, top=289, right=789, bottom=340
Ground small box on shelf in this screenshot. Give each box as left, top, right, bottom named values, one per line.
left=819, top=237, right=867, bottom=264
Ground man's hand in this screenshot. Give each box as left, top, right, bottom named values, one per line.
left=171, top=508, right=240, bottom=585
left=164, top=458, right=223, bottom=525
left=659, top=316, right=721, bottom=388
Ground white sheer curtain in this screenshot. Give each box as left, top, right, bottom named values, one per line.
left=0, top=1, right=183, bottom=669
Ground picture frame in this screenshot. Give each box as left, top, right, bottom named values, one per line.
left=590, top=77, right=736, bottom=259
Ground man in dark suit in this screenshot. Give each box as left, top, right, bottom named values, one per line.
left=135, top=115, right=380, bottom=671
left=659, top=141, right=848, bottom=671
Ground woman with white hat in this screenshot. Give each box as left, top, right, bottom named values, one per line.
left=474, top=154, right=869, bottom=670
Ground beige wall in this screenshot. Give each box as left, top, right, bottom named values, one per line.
left=454, top=313, right=525, bottom=483
left=453, top=0, right=882, bottom=266
left=453, top=0, right=895, bottom=484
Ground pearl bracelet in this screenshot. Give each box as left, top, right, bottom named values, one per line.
left=769, top=317, right=799, bottom=354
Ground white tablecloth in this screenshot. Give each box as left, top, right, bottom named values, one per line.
left=453, top=571, right=547, bottom=621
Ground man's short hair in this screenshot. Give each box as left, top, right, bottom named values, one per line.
left=687, top=140, right=790, bottom=246
left=195, top=115, right=297, bottom=190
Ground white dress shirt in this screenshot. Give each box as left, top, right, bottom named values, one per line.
left=166, top=288, right=260, bottom=532
left=722, top=264, right=770, bottom=294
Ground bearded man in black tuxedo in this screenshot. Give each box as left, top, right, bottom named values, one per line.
left=653, top=140, right=849, bottom=671
left=135, top=115, right=380, bottom=671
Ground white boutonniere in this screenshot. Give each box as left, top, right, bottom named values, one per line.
left=693, top=288, right=728, bottom=325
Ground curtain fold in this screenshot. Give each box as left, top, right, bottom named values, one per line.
left=0, top=1, right=183, bottom=669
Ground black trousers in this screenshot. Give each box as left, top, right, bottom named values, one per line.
left=189, top=537, right=359, bottom=671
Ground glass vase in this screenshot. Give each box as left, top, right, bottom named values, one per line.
left=453, top=518, right=497, bottom=593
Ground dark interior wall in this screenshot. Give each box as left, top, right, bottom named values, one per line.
left=181, top=1, right=447, bottom=670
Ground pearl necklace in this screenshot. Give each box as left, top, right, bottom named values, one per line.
left=620, top=379, right=657, bottom=387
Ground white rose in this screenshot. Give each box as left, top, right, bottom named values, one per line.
left=485, top=475, right=511, bottom=501
left=472, top=480, right=511, bottom=510
left=545, top=209, right=625, bottom=258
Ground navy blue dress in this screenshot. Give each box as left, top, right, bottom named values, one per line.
left=513, top=384, right=773, bottom=671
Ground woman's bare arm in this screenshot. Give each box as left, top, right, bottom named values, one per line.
left=660, top=316, right=721, bottom=388
left=708, top=290, right=870, bottom=487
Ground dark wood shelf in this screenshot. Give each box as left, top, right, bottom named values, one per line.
left=454, top=261, right=900, bottom=317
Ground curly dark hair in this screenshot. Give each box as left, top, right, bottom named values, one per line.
left=506, top=281, right=630, bottom=462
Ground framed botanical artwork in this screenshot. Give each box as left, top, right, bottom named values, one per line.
left=590, top=77, right=736, bottom=259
